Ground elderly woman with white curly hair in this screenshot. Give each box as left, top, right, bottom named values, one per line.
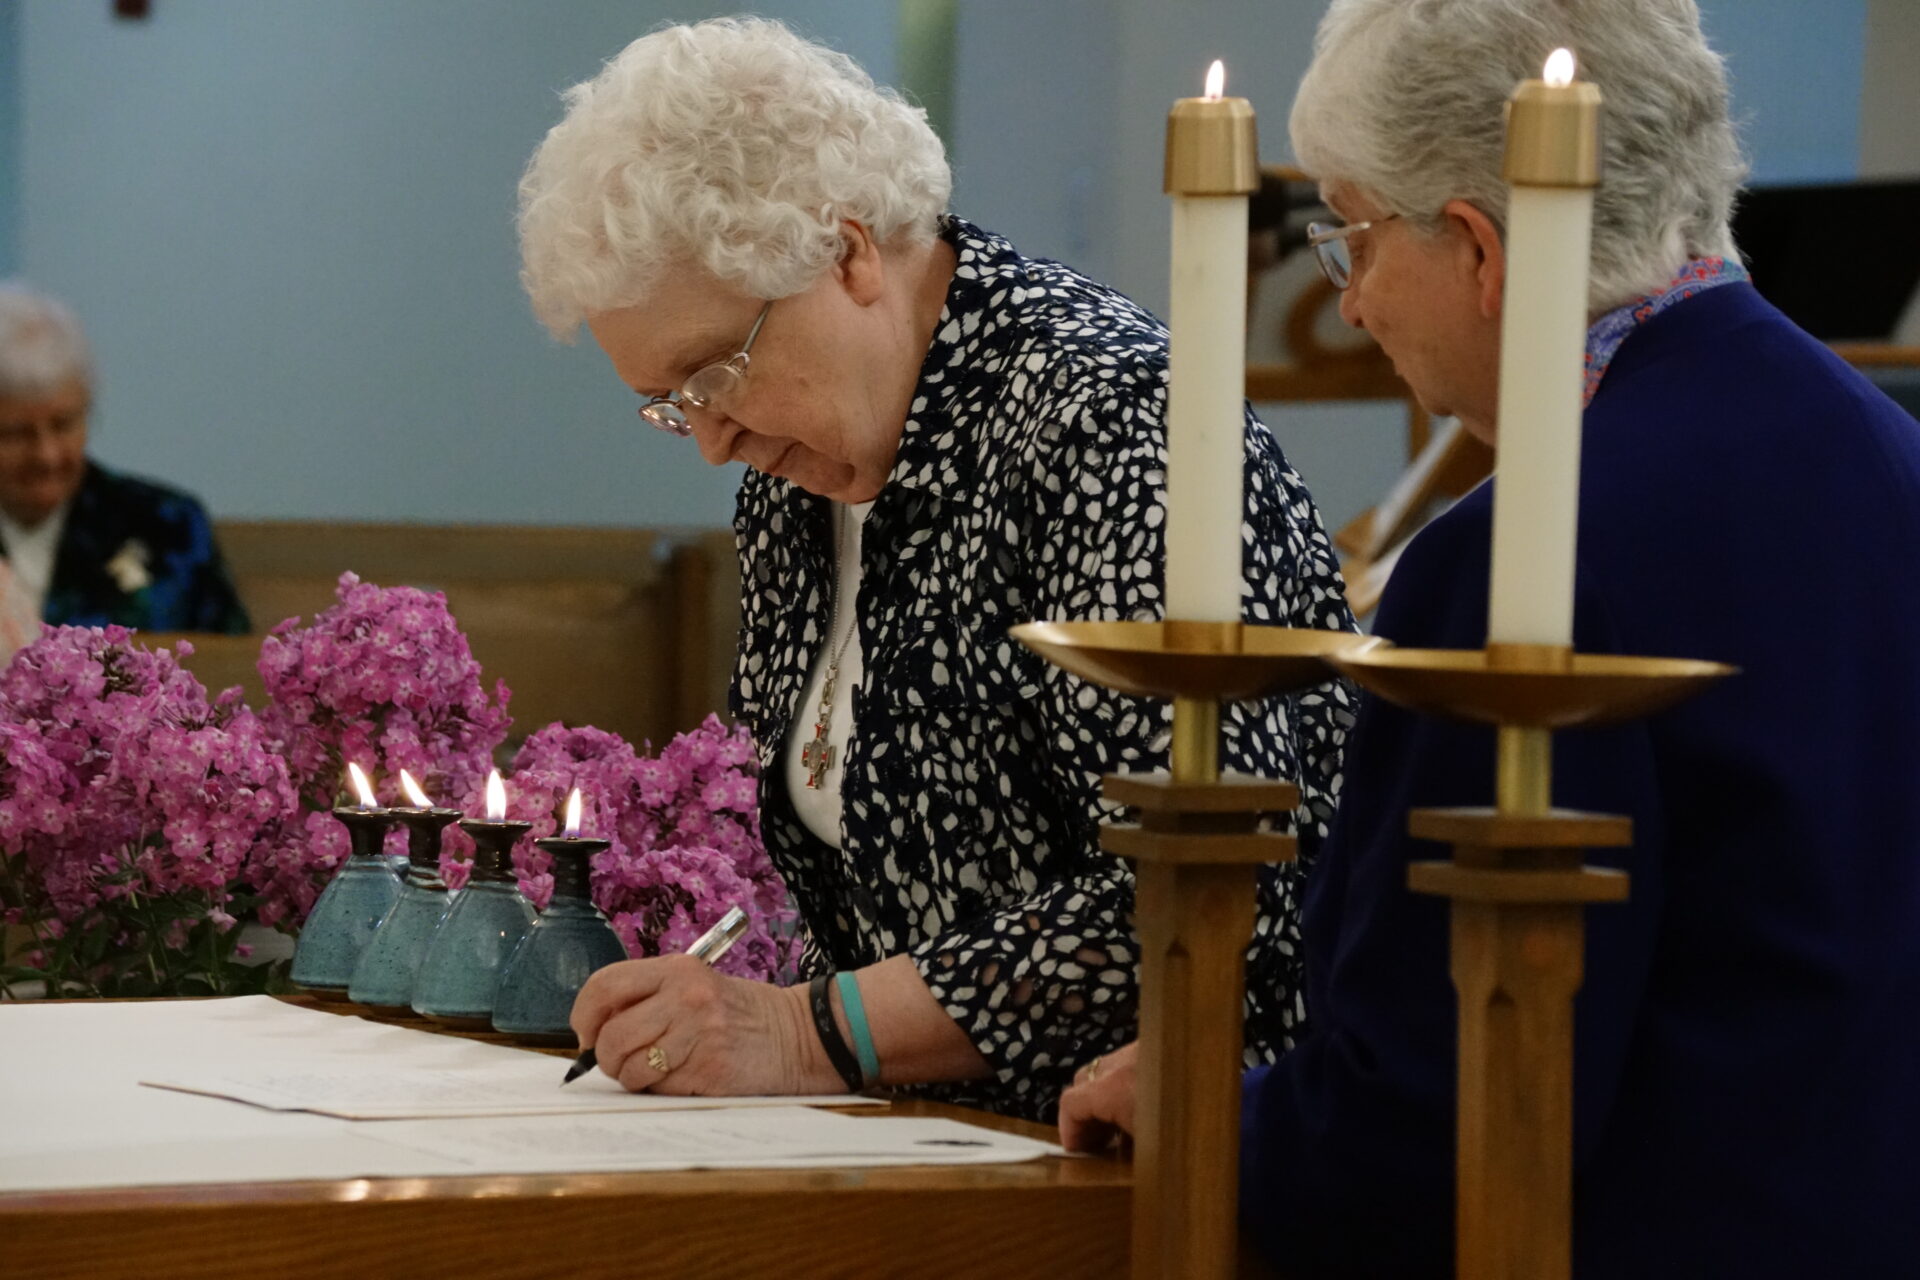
left=1059, top=0, right=1920, bottom=1273
left=517, top=17, right=1357, bottom=1121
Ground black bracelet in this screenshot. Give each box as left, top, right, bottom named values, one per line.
left=809, top=973, right=866, bottom=1093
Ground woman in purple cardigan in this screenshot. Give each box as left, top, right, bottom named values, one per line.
left=1059, top=1, right=1920, bottom=1275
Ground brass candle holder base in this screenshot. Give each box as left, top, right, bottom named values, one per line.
left=1325, top=643, right=1730, bottom=729
left=1010, top=619, right=1379, bottom=702
left=1010, top=619, right=1373, bottom=1280
left=1331, top=643, right=1733, bottom=1280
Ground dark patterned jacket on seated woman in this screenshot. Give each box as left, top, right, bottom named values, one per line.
left=516, top=16, right=1357, bottom=1120
left=0, top=284, right=250, bottom=635
left=31, top=462, right=249, bottom=633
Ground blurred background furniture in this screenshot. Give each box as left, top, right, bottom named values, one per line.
left=147, top=523, right=742, bottom=750
left=1733, top=178, right=1920, bottom=419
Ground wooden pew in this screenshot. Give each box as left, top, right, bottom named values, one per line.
left=150, top=522, right=742, bottom=750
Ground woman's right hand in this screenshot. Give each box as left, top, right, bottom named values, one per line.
left=570, top=955, right=844, bottom=1096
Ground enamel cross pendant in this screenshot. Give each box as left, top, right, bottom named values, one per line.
left=802, top=664, right=839, bottom=789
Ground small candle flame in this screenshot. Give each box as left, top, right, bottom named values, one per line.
left=564, top=788, right=583, bottom=839
left=485, top=769, right=506, bottom=822
left=399, top=769, right=432, bottom=809
left=1544, top=48, right=1576, bottom=88
left=1203, top=59, right=1226, bottom=101
left=347, top=762, right=377, bottom=810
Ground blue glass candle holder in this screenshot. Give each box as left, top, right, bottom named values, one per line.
left=290, top=806, right=402, bottom=995
left=493, top=835, right=626, bottom=1043
left=411, top=815, right=535, bottom=1026
left=347, top=805, right=462, bottom=1009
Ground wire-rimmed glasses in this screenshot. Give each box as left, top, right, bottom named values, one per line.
left=638, top=301, right=774, bottom=437
left=1305, top=214, right=1402, bottom=290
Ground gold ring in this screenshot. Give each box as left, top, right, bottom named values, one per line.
left=1083, top=1055, right=1102, bottom=1084
left=646, top=1044, right=670, bottom=1074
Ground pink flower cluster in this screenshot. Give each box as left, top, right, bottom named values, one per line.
left=254, top=571, right=512, bottom=905
left=441, top=716, right=796, bottom=982
left=0, top=627, right=303, bottom=992
left=1, top=577, right=794, bottom=995
left=258, top=572, right=511, bottom=814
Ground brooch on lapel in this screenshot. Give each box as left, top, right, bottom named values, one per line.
left=106, top=539, right=153, bottom=593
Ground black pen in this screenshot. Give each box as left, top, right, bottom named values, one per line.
left=561, top=905, right=750, bottom=1085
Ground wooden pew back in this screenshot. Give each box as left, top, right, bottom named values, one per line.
left=147, top=522, right=740, bottom=750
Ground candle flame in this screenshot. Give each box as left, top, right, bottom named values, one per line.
left=564, top=788, right=583, bottom=839
left=485, top=769, right=506, bottom=822
left=347, top=762, right=377, bottom=810
left=399, top=769, right=432, bottom=809
left=1203, top=59, right=1226, bottom=100
left=1544, top=48, right=1576, bottom=88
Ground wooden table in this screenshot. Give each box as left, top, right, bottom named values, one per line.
left=0, top=998, right=1131, bottom=1280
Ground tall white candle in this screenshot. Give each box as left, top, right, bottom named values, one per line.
left=1164, top=61, right=1257, bottom=623
left=1486, top=49, right=1602, bottom=648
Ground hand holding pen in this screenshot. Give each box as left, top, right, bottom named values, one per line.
left=562, top=905, right=750, bottom=1086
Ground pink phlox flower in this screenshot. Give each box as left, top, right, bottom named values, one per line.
left=257, top=574, right=510, bottom=816
left=700, top=771, right=757, bottom=814
left=633, top=757, right=677, bottom=808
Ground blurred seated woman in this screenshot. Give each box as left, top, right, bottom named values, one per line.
left=0, top=284, right=249, bottom=634
left=517, top=17, right=1357, bottom=1119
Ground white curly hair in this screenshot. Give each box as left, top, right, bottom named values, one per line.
left=0, top=283, right=91, bottom=402
left=517, top=16, right=952, bottom=341
left=1290, top=0, right=1749, bottom=313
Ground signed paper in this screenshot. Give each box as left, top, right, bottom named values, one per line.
left=144, top=1062, right=883, bottom=1120
left=2, top=996, right=1039, bottom=1195
left=359, top=1106, right=1058, bottom=1172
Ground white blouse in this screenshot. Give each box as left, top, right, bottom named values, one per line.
left=781, top=499, right=872, bottom=848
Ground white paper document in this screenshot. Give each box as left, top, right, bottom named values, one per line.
left=359, top=1106, right=1058, bottom=1173
left=0, top=996, right=1045, bottom=1194
left=143, top=1061, right=882, bottom=1119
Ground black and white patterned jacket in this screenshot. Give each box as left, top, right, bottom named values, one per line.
left=731, top=217, right=1357, bottom=1120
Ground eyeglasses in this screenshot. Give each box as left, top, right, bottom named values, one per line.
left=638, top=301, right=774, bottom=437
left=1305, top=214, right=1402, bottom=290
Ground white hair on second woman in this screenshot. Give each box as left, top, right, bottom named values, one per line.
left=0, top=283, right=91, bottom=402
left=1290, top=0, right=1748, bottom=313
left=517, top=16, right=952, bottom=341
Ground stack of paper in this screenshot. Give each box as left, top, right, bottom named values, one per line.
left=144, top=1058, right=881, bottom=1119
left=0, top=996, right=1057, bottom=1194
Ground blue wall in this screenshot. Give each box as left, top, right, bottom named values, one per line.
left=12, top=1, right=894, bottom=529
left=1700, top=0, right=1867, bottom=184
left=950, top=0, right=1120, bottom=286
left=0, top=0, right=1880, bottom=533
left=0, top=0, right=18, bottom=278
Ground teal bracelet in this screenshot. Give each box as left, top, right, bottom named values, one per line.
left=834, top=971, right=881, bottom=1086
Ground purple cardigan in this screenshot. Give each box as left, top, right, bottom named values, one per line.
left=1239, top=283, right=1920, bottom=1277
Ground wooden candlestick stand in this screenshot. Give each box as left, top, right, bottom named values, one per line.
left=1012, top=619, right=1376, bottom=1280
left=1330, top=642, right=1732, bottom=1280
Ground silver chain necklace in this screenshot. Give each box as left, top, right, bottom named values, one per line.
left=800, top=504, right=859, bottom=790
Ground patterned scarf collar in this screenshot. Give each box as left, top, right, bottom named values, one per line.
left=1584, top=256, right=1750, bottom=405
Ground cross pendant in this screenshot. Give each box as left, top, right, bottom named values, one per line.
left=802, top=663, right=840, bottom=790
left=801, top=721, right=835, bottom=789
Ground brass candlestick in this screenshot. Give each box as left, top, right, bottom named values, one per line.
left=1330, top=642, right=1733, bottom=1280
left=1013, top=619, right=1375, bottom=1280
